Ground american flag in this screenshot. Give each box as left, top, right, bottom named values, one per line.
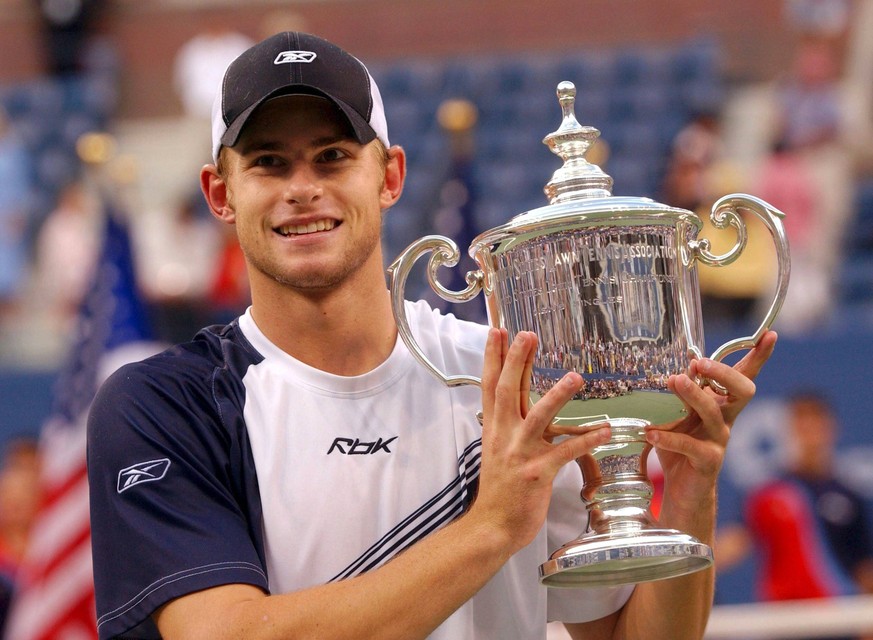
left=5, top=198, right=160, bottom=640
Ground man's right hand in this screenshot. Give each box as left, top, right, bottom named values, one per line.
left=474, top=328, right=611, bottom=554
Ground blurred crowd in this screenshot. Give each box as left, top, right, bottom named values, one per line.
left=0, top=3, right=869, bottom=369
left=660, top=2, right=869, bottom=335
left=0, top=2, right=870, bottom=373
left=0, top=1, right=870, bottom=636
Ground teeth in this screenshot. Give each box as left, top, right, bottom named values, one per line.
left=277, top=219, right=336, bottom=236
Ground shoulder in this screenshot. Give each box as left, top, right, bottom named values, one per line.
left=746, top=476, right=813, bottom=518
left=402, top=299, right=489, bottom=375
left=89, top=321, right=263, bottom=439
left=103, top=320, right=260, bottom=388
left=404, top=299, right=489, bottom=350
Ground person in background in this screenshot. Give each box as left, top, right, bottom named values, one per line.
left=0, top=107, right=34, bottom=325
left=34, top=0, right=106, bottom=76
left=32, top=179, right=101, bottom=333
left=0, top=437, right=41, bottom=634
left=717, top=390, right=873, bottom=640
left=173, top=22, right=255, bottom=123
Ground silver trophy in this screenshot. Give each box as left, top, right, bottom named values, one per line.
left=388, top=81, right=790, bottom=587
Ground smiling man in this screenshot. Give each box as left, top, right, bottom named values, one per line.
left=86, top=31, right=776, bottom=640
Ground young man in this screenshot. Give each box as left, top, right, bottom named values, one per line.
left=719, top=391, right=873, bottom=608
left=87, top=31, right=777, bottom=640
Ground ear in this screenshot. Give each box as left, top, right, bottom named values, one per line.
left=200, top=164, right=236, bottom=224
left=380, top=145, right=406, bottom=210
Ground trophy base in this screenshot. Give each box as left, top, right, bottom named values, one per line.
left=539, top=529, right=713, bottom=588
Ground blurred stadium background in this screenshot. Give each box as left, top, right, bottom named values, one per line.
left=0, top=0, right=871, bottom=635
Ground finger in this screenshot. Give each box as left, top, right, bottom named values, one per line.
left=645, top=428, right=722, bottom=474
left=669, top=372, right=726, bottom=439
left=665, top=373, right=693, bottom=418
left=519, top=332, right=536, bottom=418
left=523, top=370, right=583, bottom=435
left=692, top=357, right=758, bottom=404
left=546, top=426, right=612, bottom=472
left=493, top=332, right=538, bottom=424
left=480, top=328, right=504, bottom=423
left=543, top=421, right=602, bottom=442
left=730, top=330, right=778, bottom=382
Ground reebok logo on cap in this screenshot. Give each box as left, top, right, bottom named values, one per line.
left=274, top=51, right=317, bottom=64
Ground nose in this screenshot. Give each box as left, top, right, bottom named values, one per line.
left=283, top=163, right=323, bottom=206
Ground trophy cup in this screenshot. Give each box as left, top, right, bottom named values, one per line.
left=387, top=81, right=790, bottom=587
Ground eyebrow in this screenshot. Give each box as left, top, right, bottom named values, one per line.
left=238, top=134, right=356, bottom=156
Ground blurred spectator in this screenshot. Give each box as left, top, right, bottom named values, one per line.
left=0, top=108, right=34, bottom=321
left=31, top=179, right=101, bottom=332
left=754, top=137, right=829, bottom=331
left=173, top=24, right=254, bottom=122
left=696, top=211, right=778, bottom=331
left=208, top=223, right=250, bottom=323
left=138, top=191, right=222, bottom=343
left=763, top=36, right=853, bottom=332
left=776, top=37, right=843, bottom=150
left=660, top=111, right=775, bottom=330
left=0, top=438, right=41, bottom=573
left=717, top=391, right=873, bottom=640
left=0, top=437, right=41, bottom=633
left=35, top=0, right=106, bottom=76
left=172, top=23, right=254, bottom=174
left=660, top=110, right=723, bottom=212
left=784, top=0, right=851, bottom=39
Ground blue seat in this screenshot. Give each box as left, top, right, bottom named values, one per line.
left=850, top=178, right=873, bottom=255
left=839, top=255, right=873, bottom=305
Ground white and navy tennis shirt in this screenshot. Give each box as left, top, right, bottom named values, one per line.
left=87, top=300, right=631, bottom=639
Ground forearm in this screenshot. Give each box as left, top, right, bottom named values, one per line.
left=156, top=509, right=513, bottom=640
left=613, top=487, right=717, bottom=640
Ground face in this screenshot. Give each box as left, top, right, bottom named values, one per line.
left=203, top=95, right=404, bottom=294
left=787, top=398, right=837, bottom=473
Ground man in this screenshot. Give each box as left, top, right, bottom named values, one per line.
left=87, top=31, right=776, bottom=640
left=717, top=391, right=873, bottom=640
left=719, top=392, right=873, bottom=604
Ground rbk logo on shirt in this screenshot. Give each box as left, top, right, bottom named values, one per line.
left=327, top=437, right=398, bottom=455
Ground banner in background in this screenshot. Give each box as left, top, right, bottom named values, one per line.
left=4, top=199, right=161, bottom=640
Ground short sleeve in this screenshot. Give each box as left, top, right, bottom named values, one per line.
left=87, top=356, right=268, bottom=640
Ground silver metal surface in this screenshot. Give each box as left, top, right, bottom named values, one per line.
left=387, top=80, right=789, bottom=587
left=539, top=417, right=713, bottom=587
left=539, top=530, right=713, bottom=587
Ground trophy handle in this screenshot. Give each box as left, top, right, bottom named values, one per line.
left=691, top=194, right=791, bottom=390
left=387, top=235, right=485, bottom=389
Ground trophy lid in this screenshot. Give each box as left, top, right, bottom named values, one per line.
left=542, top=81, right=614, bottom=203
left=470, top=81, right=700, bottom=254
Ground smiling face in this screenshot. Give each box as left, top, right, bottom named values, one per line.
left=204, top=95, right=403, bottom=296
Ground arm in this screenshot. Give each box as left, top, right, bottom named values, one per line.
left=156, top=329, right=610, bottom=640
left=566, top=330, right=778, bottom=640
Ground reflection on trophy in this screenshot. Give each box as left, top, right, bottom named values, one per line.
left=388, top=81, right=790, bottom=587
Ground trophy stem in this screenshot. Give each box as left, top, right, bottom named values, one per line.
left=539, top=418, right=713, bottom=588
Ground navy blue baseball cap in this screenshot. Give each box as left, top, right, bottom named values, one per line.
left=211, top=31, right=390, bottom=162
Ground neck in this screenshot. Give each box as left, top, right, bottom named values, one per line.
left=249, top=265, right=397, bottom=376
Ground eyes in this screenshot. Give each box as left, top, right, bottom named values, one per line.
left=318, top=147, right=349, bottom=163
left=249, top=145, right=353, bottom=170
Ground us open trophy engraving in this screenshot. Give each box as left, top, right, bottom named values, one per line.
left=388, top=81, right=790, bottom=587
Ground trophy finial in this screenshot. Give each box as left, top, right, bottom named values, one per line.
left=543, top=81, right=613, bottom=203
